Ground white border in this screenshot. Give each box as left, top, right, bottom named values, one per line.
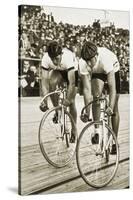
left=0, top=0, right=132, bottom=200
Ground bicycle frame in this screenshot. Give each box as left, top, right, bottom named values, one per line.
left=38, top=84, right=77, bottom=168
left=40, top=86, right=69, bottom=140
left=77, top=88, right=119, bottom=187
left=99, top=98, right=110, bottom=157
left=81, top=95, right=113, bottom=158
left=40, top=88, right=66, bottom=105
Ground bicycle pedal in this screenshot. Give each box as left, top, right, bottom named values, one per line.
left=53, top=119, right=58, bottom=124
left=65, top=131, right=70, bottom=135
left=96, top=150, right=103, bottom=156
left=110, top=144, right=117, bottom=155
left=104, top=150, right=109, bottom=163
left=91, top=134, right=99, bottom=144
left=70, top=134, right=76, bottom=143
left=53, top=113, right=58, bottom=123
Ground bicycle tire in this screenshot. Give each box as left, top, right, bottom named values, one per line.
left=76, top=121, right=119, bottom=188
left=39, top=106, right=77, bottom=168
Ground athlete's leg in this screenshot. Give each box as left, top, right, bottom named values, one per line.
left=91, top=78, right=104, bottom=145
left=81, top=74, right=92, bottom=118
left=49, top=70, right=63, bottom=107
left=91, top=78, right=104, bottom=121
left=69, top=88, right=77, bottom=142
left=69, top=89, right=77, bottom=125
left=111, top=71, right=120, bottom=138
left=111, top=94, right=120, bottom=137
left=109, top=93, right=120, bottom=154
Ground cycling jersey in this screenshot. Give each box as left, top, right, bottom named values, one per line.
left=41, top=48, right=76, bottom=71
left=41, top=47, right=78, bottom=86
left=79, top=47, right=120, bottom=75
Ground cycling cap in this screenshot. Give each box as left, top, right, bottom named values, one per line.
left=81, top=41, right=97, bottom=61
left=47, top=41, right=62, bottom=58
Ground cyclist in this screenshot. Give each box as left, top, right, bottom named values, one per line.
left=40, top=41, right=78, bottom=142
left=79, top=41, right=120, bottom=154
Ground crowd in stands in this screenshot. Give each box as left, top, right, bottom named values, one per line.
left=19, top=5, right=129, bottom=96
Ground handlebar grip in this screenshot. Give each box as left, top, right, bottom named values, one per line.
left=105, top=111, right=116, bottom=117
left=80, top=114, right=92, bottom=123
left=111, top=113, right=116, bottom=117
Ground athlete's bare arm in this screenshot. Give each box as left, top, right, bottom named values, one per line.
left=41, top=68, right=49, bottom=98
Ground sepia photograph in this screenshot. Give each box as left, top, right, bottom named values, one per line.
left=18, top=4, right=129, bottom=195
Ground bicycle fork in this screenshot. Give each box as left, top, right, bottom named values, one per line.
left=58, top=106, right=70, bottom=147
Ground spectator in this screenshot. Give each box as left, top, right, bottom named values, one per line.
left=19, top=60, right=35, bottom=96
left=19, top=30, right=31, bottom=57
left=29, top=66, right=40, bottom=96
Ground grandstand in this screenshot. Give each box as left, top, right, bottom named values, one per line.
left=18, top=5, right=129, bottom=96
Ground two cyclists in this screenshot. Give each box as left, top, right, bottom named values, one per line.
left=39, top=40, right=120, bottom=153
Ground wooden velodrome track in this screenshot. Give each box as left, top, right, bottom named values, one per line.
left=19, top=94, right=129, bottom=195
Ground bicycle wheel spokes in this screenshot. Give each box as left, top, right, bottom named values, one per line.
left=39, top=106, right=77, bottom=168
left=76, top=122, right=119, bottom=188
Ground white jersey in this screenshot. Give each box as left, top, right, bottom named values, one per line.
left=79, top=47, right=120, bottom=75
left=41, top=48, right=77, bottom=71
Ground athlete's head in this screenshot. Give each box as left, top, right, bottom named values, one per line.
left=81, top=41, right=98, bottom=68
left=47, top=41, right=62, bottom=66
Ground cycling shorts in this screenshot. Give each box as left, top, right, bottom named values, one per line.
left=58, top=70, right=78, bottom=87
left=92, top=71, right=120, bottom=94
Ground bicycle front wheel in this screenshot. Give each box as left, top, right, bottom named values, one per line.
left=76, top=121, right=119, bottom=188
left=39, top=106, right=77, bottom=168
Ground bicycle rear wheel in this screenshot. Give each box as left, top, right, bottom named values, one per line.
left=39, top=106, right=77, bottom=168
left=76, top=121, right=119, bottom=188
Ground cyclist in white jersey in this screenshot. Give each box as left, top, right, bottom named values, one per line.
left=79, top=41, right=121, bottom=154
left=40, top=41, right=78, bottom=142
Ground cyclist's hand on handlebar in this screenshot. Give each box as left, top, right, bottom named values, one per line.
left=39, top=101, right=49, bottom=112
left=106, top=106, right=113, bottom=116
left=80, top=113, right=92, bottom=123
left=62, top=99, right=71, bottom=107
